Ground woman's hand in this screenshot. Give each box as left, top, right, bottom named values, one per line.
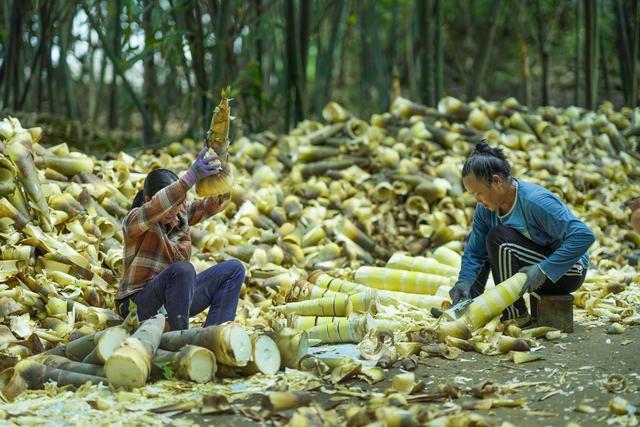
left=183, top=147, right=221, bottom=187
left=191, top=147, right=221, bottom=179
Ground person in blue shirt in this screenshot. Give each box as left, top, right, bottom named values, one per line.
left=449, top=141, right=596, bottom=325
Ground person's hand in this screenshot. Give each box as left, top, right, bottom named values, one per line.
left=183, top=147, right=221, bottom=186
left=449, top=280, right=473, bottom=305
left=519, top=264, right=547, bottom=296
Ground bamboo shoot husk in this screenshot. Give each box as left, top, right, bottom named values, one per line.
left=0, top=197, right=30, bottom=230
left=152, top=345, right=216, bottom=383
left=159, top=322, right=252, bottom=367
left=43, top=154, right=94, bottom=177
left=274, top=328, right=308, bottom=369
left=105, top=314, right=165, bottom=389
left=6, top=133, right=51, bottom=231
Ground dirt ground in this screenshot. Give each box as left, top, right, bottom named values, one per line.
left=187, top=322, right=640, bottom=427
left=2, top=320, right=637, bottom=426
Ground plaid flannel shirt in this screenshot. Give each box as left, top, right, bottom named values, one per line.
left=115, top=177, right=229, bottom=301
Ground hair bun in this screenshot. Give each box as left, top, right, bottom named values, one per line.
left=473, top=140, right=507, bottom=161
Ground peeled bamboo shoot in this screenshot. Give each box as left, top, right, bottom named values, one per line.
left=354, top=266, right=452, bottom=294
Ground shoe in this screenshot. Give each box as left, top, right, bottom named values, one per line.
left=431, top=307, right=445, bottom=318
left=501, top=306, right=532, bottom=328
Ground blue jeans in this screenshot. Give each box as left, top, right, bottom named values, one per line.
left=117, top=260, right=245, bottom=331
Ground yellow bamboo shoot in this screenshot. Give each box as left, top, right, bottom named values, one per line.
left=385, top=253, right=458, bottom=277
left=274, top=295, right=350, bottom=316
left=433, top=246, right=462, bottom=269
left=354, top=266, right=453, bottom=295
left=465, top=273, right=527, bottom=330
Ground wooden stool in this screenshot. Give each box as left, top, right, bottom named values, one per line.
left=530, top=293, right=574, bottom=332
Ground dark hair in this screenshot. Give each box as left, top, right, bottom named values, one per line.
left=130, top=168, right=179, bottom=209
left=461, top=140, right=512, bottom=184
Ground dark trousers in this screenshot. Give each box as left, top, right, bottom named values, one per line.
left=471, top=225, right=587, bottom=316
left=117, top=260, right=245, bottom=331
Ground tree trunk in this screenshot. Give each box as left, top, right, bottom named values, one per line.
left=534, top=0, right=549, bottom=105
left=417, top=0, right=433, bottom=106
left=284, top=0, right=304, bottom=129
left=212, top=0, right=232, bottom=98
left=575, top=0, right=582, bottom=106
left=299, top=0, right=311, bottom=88
left=386, top=0, right=399, bottom=78
left=614, top=0, right=631, bottom=105
left=142, top=0, right=157, bottom=145
left=322, top=0, right=348, bottom=111
left=600, top=16, right=611, bottom=100
left=81, top=2, right=157, bottom=143
left=631, top=0, right=640, bottom=106
left=108, top=0, right=122, bottom=129
left=584, top=0, right=599, bottom=110
left=405, top=5, right=418, bottom=97
left=466, top=0, right=503, bottom=100
left=370, top=2, right=388, bottom=109
left=92, top=51, right=108, bottom=123
left=184, top=1, right=208, bottom=135
left=59, top=3, right=76, bottom=119
left=3, top=1, right=26, bottom=109
left=254, top=0, right=264, bottom=115
left=434, top=0, right=444, bottom=103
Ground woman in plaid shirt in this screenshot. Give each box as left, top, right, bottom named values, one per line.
left=115, top=148, right=245, bottom=331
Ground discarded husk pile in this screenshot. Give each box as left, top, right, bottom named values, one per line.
left=1, top=93, right=640, bottom=424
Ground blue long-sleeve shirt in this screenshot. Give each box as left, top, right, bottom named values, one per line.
left=458, top=180, right=595, bottom=285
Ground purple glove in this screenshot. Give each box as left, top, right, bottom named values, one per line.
left=183, top=147, right=221, bottom=187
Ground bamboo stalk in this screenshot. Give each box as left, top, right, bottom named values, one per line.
left=105, top=314, right=165, bottom=389
left=152, top=345, right=216, bottom=383
left=159, top=322, right=252, bottom=367
left=2, top=360, right=105, bottom=400
left=82, top=326, right=129, bottom=364
left=35, top=354, right=105, bottom=377
left=240, top=334, right=281, bottom=376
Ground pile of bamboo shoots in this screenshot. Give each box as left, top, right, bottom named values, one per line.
left=1, top=306, right=289, bottom=399
left=1, top=91, right=640, bottom=398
